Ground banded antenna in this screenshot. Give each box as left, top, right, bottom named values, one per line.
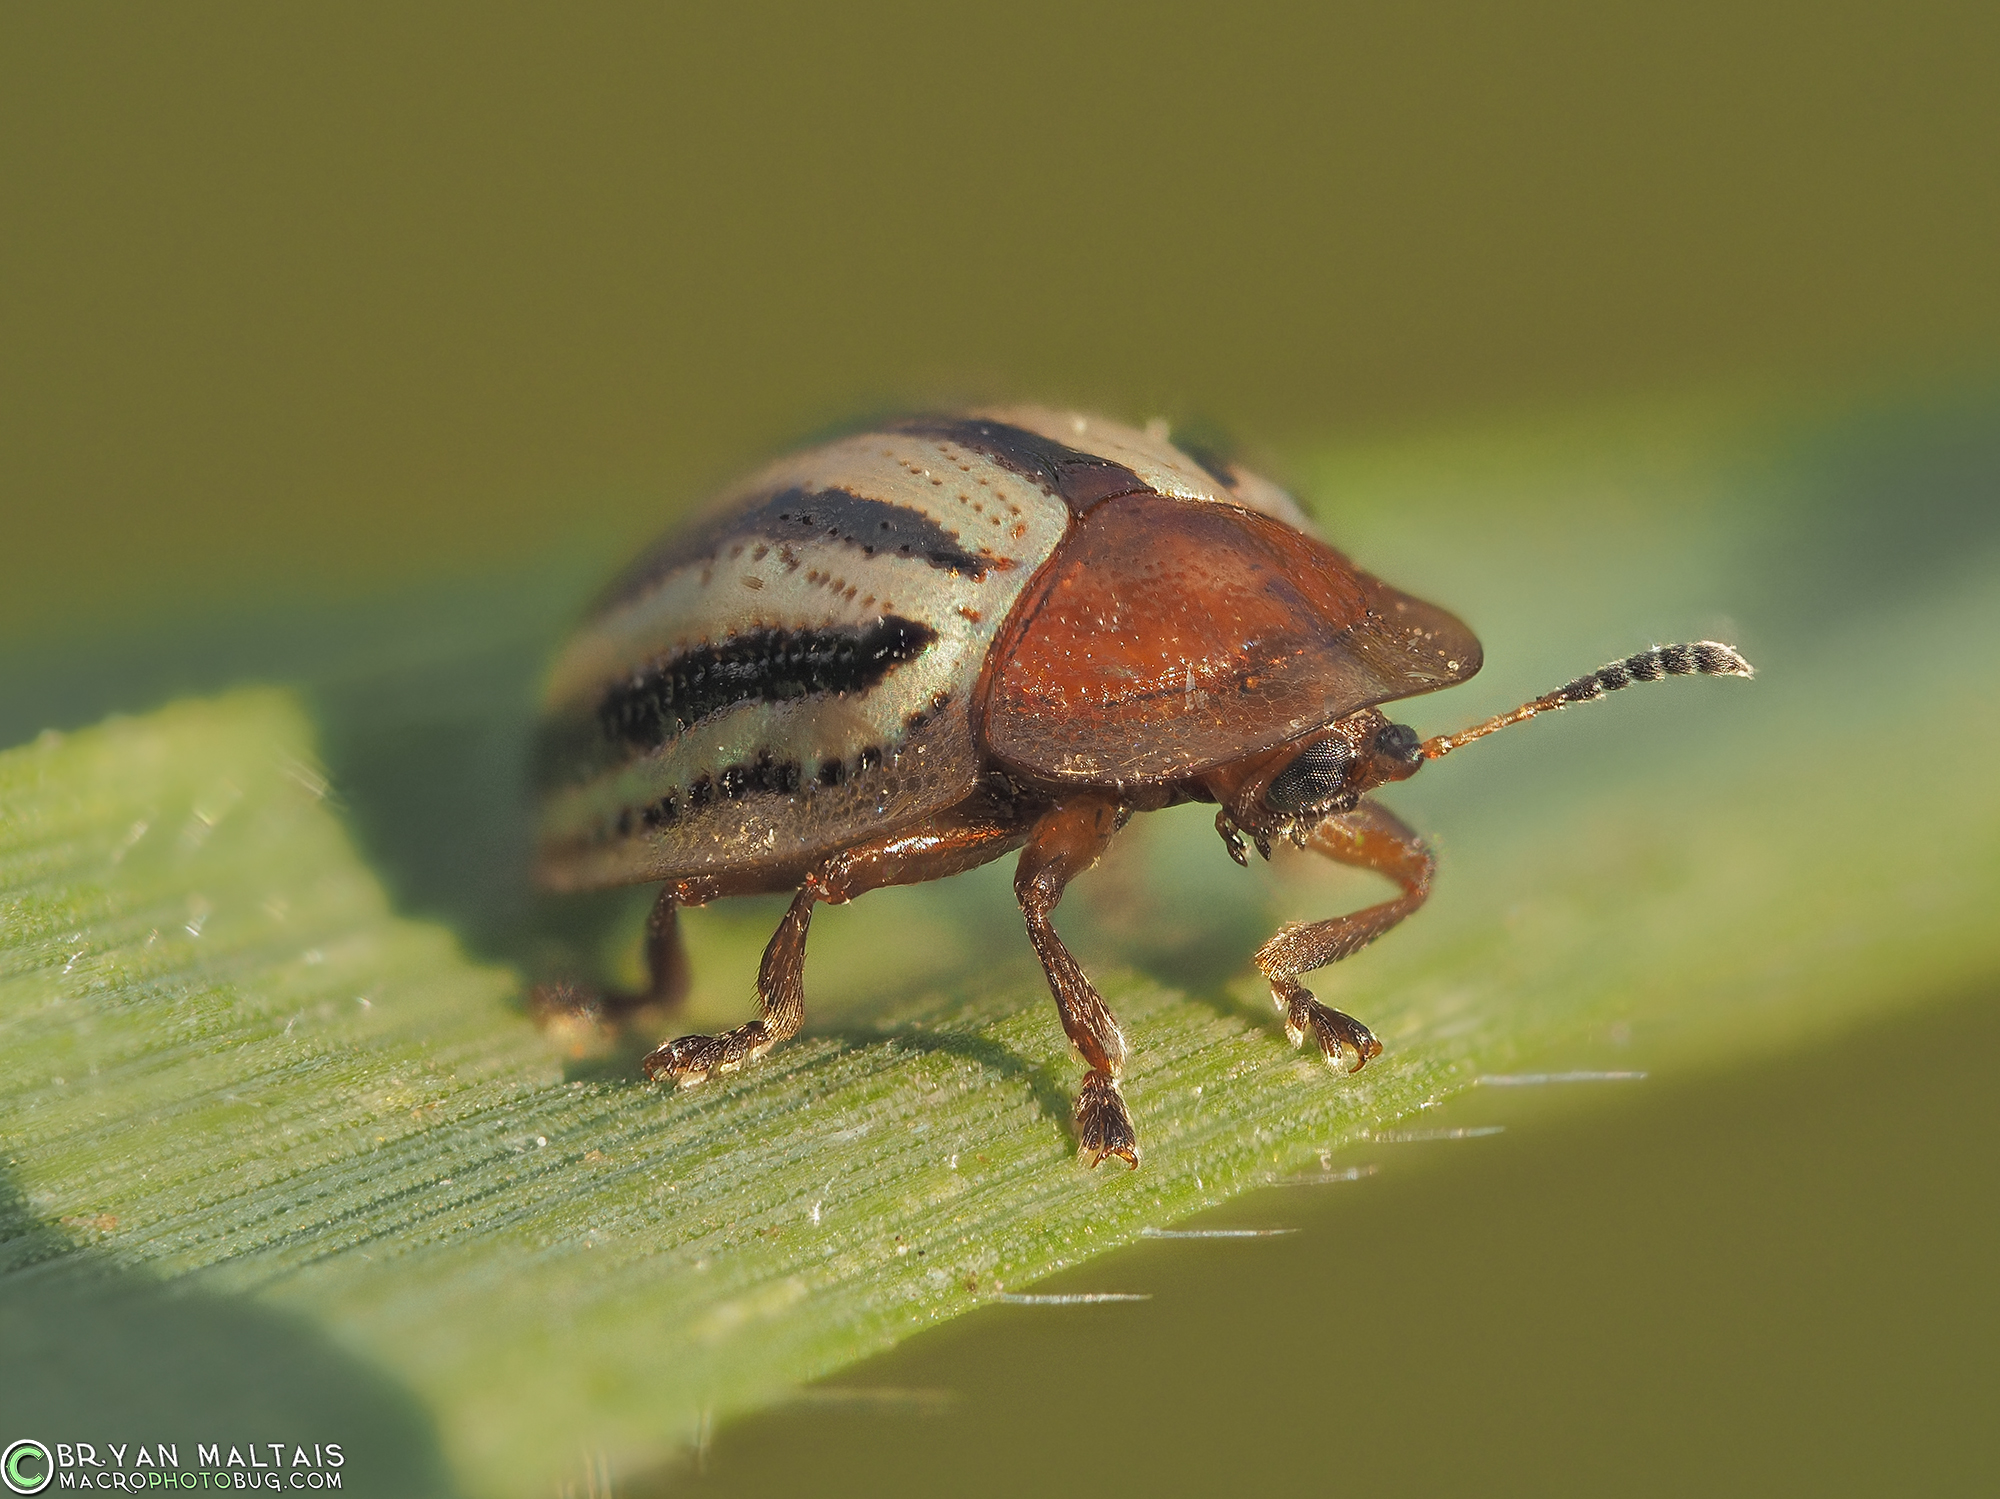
left=1419, top=641, right=1754, bottom=761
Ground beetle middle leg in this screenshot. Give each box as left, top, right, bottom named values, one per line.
left=641, top=805, right=1031, bottom=1089
left=1255, top=797, right=1434, bottom=1072
left=1015, top=794, right=1141, bottom=1168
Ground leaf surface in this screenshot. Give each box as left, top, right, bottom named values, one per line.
left=3, top=391, right=1997, bottom=1497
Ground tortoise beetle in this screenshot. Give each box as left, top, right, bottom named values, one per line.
left=533, top=408, right=1751, bottom=1167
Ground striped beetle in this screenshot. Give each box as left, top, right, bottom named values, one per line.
left=534, top=408, right=1751, bottom=1167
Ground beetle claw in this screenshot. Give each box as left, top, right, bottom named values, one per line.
left=1280, top=991, right=1381, bottom=1074
left=1074, top=1070, right=1140, bottom=1169
left=1215, top=811, right=1250, bottom=867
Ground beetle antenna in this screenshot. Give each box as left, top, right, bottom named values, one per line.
left=1419, top=641, right=1753, bottom=761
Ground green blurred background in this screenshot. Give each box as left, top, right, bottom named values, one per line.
left=4, top=3, right=1996, bottom=641
left=4, top=3, right=1997, bottom=1495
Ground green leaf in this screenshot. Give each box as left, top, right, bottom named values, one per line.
left=3, top=389, right=1997, bottom=1498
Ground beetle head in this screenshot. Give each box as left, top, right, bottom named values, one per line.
left=1199, top=640, right=1755, bottom=865
left=1202, top=708, right=1424, bottom=857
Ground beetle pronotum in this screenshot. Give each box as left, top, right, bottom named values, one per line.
left=533, top=408, right=1751, bottom=1167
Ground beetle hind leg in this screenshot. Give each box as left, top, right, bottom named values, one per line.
left=1254, top=798, right=1434, bottom=1074
left=643, top=886, right=812, bottom=1088
left=532, top=886, right=691, bottom=1049
left=641, top=798, right=1032, bottom=1092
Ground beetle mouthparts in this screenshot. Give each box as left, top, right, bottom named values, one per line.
left=1419, top=640, right=1754, bottom=761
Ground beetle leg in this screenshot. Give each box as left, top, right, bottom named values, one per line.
left=1015, top=795, right=1140, bottom=1168
left=1254, top=797, right=1434, bottom=1073
left=642, top=805, right=1031, bottom=1089
left=531, top=886, right=690, bottom=1046
left=642, top=887, right=813, bottom=1087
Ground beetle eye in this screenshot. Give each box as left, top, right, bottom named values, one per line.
left=1265, top=737, right=1354, bottom=813
left=1374, top=722, right=1421, bottom=770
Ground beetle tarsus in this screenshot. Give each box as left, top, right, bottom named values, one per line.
left=529, top=978, right=607, bottom=1029
left=1075, top=1070, right=1140, bottom=1169
left=642, top=1020, right=773, bottom=1087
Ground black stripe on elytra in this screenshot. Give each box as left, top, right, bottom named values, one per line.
left=565, top=728, right=938, bottom=847
left=588, top=741, right=899, bottom=846
left=894, top=416, right=1151, bottom=514
left=745, top=486, right=992, bottom=575
left=532, top=618, right=935, bottom=794
left=597, top=485, right=989, bottom=614
left=585, top=749, right=826, bottom=846
left=598, top=616, right=937, bottom=754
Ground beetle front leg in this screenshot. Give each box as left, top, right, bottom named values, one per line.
left=1015, top=795, right=1141, bottom=1167
left=1255, top=797, right=1434, bottom=1073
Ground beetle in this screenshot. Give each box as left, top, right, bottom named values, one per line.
left=533, top=407, right=1752, bottom=1167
